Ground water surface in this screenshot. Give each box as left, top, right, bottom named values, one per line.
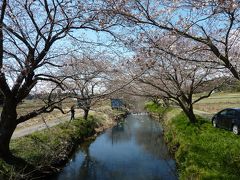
left=54, top=114, right=177, bottom=180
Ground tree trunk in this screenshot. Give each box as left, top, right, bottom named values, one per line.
left=0, top=99, right=17, bottom=160
left=178, top=101, right=197, bottom=123
left=83, top=109, right=89, bottom=120
left=184, top=107, right=197, bottom=123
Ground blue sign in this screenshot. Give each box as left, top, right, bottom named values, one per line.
left=111, top=99, right=124, bottom=109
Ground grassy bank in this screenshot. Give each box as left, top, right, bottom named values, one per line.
left=146, top=102, right=240, bottom=179
left=0, top=110, right=126, bottom=180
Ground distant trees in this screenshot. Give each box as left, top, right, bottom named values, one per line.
left=61, top=54, right=112, bottom=120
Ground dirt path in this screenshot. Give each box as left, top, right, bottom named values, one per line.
left=12, top=110, right=83, bottom=139
left=193, top=109, right=213, bottom=120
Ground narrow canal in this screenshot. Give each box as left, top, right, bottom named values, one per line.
left=53, top=114, right=177, bottom=180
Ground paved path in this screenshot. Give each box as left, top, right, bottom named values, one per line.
left=12, top=111, right=83, bottom=139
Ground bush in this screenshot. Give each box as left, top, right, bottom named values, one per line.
left=145, top=101, right=171, bottom=119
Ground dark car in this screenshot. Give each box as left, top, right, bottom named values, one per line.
left=212, top=108, right=240, bottom=135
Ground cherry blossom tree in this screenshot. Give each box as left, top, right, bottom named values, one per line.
left=140, top=56, right=226, bottom=122
left=61, top=53, right=113, bottom=120
left=105, top=0, right=240, bottom=79
left=0, top=0, right=116, bottom=160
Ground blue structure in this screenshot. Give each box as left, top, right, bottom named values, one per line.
left=111, top=99, right=124, bottom=110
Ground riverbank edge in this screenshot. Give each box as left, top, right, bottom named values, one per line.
left=145, top=101, right=240, bottom=179
left=145, top=103, right=194, bottom=179
left=0, top=110, right=129, bottom=180
left=144, top=102, right=178, bottom=155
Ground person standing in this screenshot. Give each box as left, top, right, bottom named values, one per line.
left=70, top=105, right=75, bottom=120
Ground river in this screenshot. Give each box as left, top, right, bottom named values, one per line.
left=52, top=114, right=177, bottom=180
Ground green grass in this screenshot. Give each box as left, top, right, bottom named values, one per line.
left=145, top=101, right=170, bottom=116
left=165, top=112, right=240, bottom=180
left=145, top=101, right=240, bottom=180
left=0, top=160, right=14, bottom=180
left=10, top=117, right=96, bottom=164
left=0, top=116, right=101, bottom=179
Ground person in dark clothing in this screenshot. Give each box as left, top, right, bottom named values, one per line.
left=70, top=105, right=75, bottom=120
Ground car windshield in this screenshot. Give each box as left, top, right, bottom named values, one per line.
left=220, top=110, right=228, bottom=115
left=227, top=110, right=236, bottom=116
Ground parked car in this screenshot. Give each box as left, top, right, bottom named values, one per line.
left=212, top=108, right=240, bottom=135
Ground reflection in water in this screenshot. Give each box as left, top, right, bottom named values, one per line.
left=54, top=114, right=177, bottom=180
left=135, top=115, right=170, bottom=159
left=109, top=121, right=131, bottom=145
